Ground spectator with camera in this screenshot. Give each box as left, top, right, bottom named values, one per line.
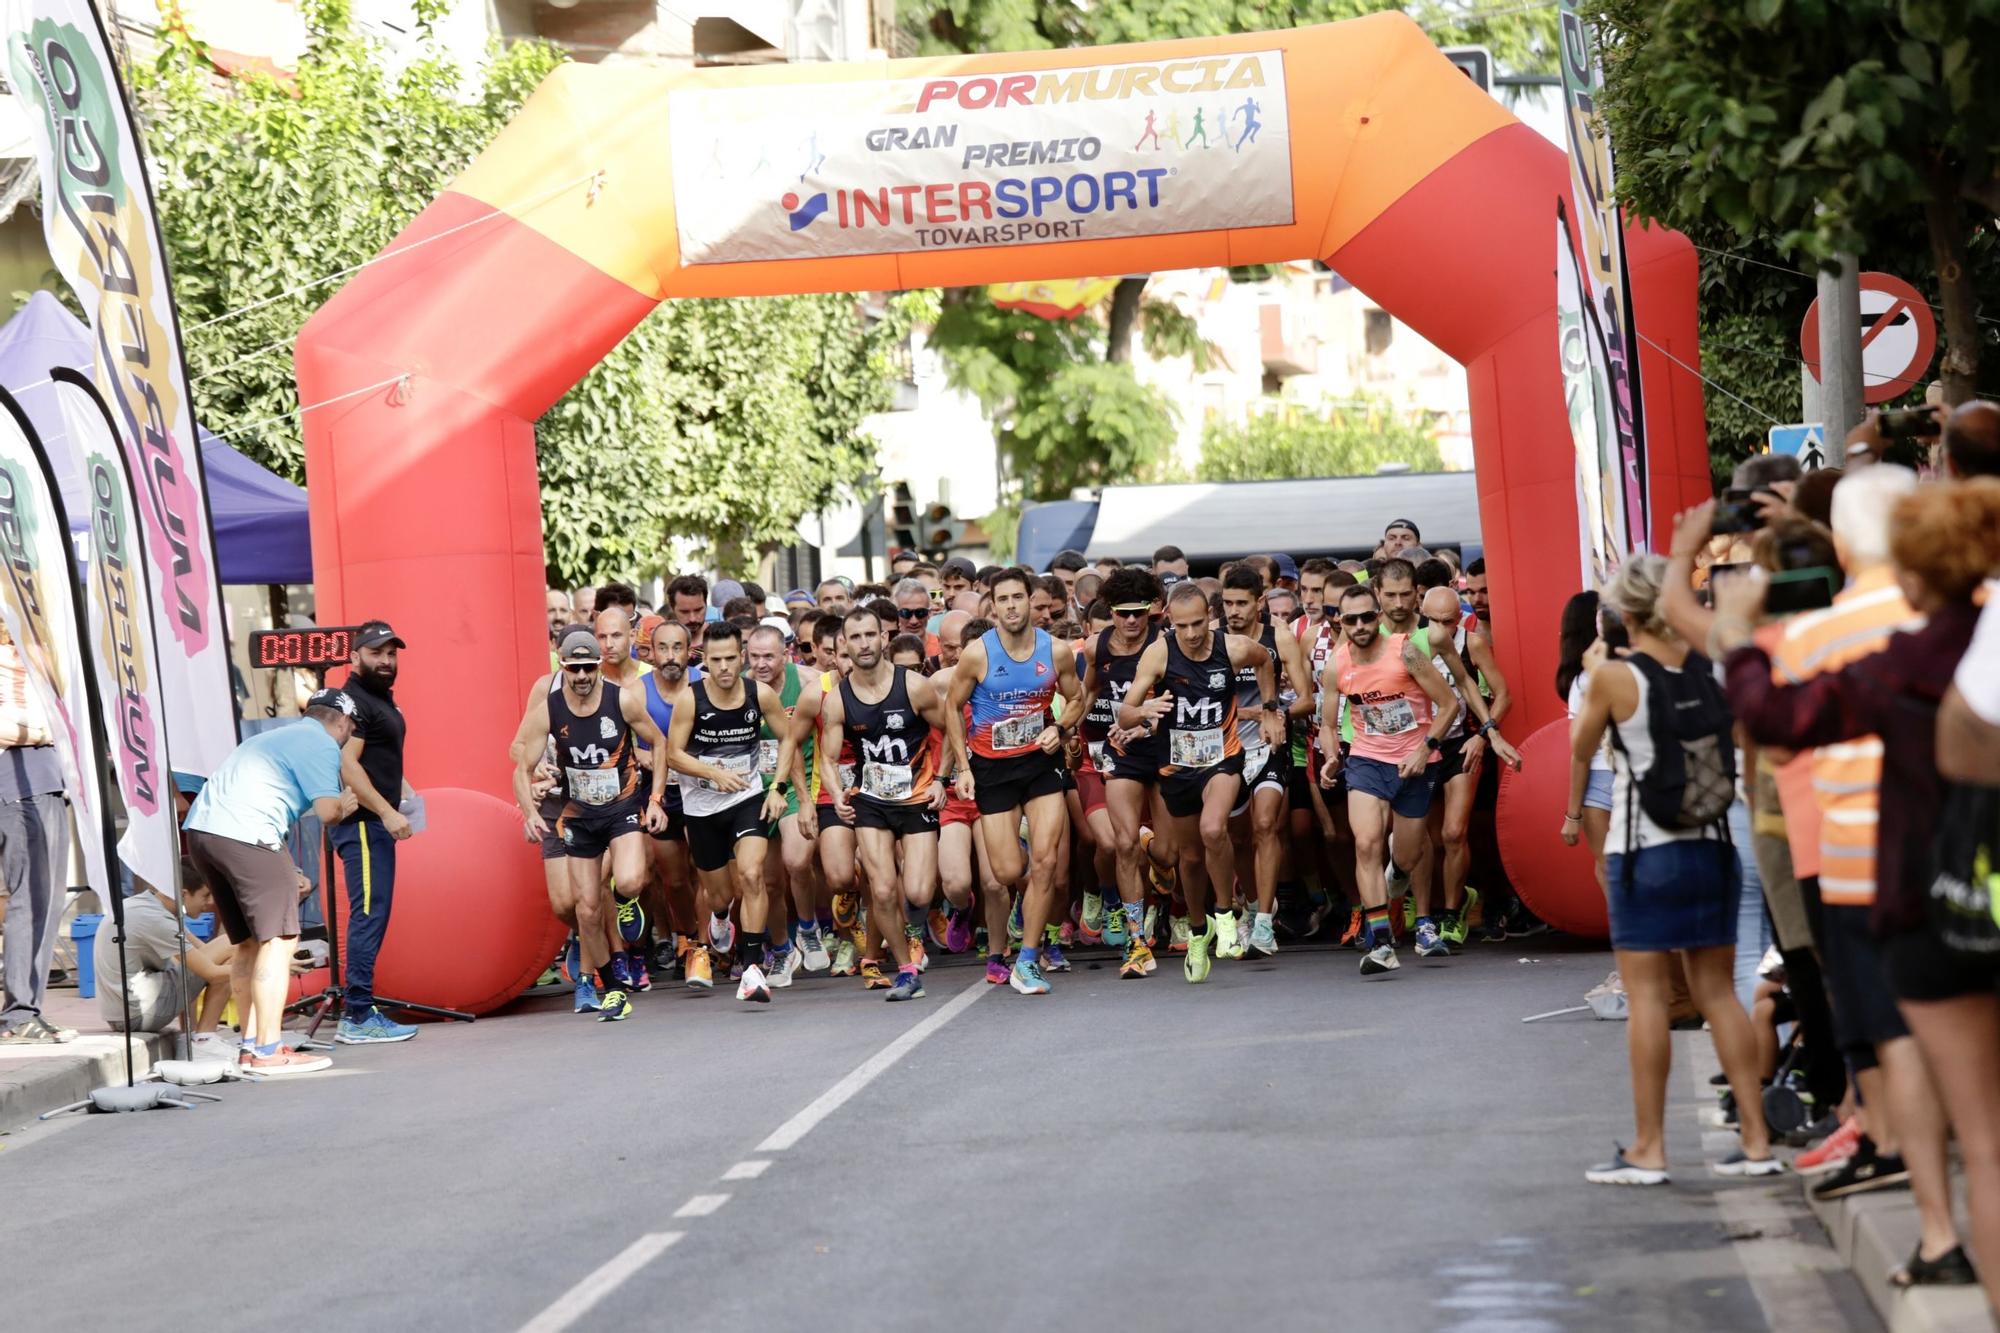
left=1714, top=476, right=2000, bottom=1297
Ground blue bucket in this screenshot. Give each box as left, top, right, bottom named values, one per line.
left=188, top=912, right=216, bottom=942
left=70, top=913, right=104, bottom=999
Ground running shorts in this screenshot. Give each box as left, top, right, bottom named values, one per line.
left=1342, top=754, right=1437, bottom=820
left=1074, top=764, right=1107, bottom=817
left=1160, top=753, right=1247, bottom=819
left=685, top=796, right=772, bottom=873
left=852, top=800, right=941, bottom=837
left=557, top=800, right=644, bottom=859
left=970, top=750, right=1066, bottom=816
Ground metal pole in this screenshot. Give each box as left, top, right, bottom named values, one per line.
left=1816, top=253, right=1865, bottom=444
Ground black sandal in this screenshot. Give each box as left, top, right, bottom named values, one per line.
left=1890, top=1244, right=1977, bottom=1288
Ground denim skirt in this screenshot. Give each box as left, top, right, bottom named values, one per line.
left=1604, top=838, right=1739, bottom=952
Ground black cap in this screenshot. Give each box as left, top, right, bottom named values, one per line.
left=1384, top=518, right=1421, bottom=538
left=307, top=687, right=357, bottom=718
left=355, top=619, right=406, bottom=650
left=941, top=556, right=977, bottom=579
left=556, top=625, right=602, bottom=665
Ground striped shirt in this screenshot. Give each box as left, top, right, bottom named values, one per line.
left=1768, top=567, right=1921, bottom=906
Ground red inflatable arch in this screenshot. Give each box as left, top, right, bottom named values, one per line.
left=296, top=14, right=1711, bottom=977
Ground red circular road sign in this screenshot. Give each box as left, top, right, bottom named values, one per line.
left=1801, top=271, right=1937, bottom=405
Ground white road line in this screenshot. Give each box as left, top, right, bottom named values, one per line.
left=722, top=1160, right=771, bottom=1180
left=517, top=1231, right=683, bottom=1333
left=674, top=1194, right=730, bottom=1218
left=757, top=975, right=989, bottom=1153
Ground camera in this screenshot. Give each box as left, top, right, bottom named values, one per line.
left=1711, top=487, right=1762, bottom=536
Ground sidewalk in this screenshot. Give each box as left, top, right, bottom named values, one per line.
left=1806, top=1173, right=1992, bottom=1333
left=0, top=990, right=175, bottom=1134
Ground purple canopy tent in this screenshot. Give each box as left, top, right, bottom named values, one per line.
left=0, top=291, right=312, bottom=585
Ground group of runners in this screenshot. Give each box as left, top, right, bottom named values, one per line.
left=509, top=519, right=1526, bottom=1020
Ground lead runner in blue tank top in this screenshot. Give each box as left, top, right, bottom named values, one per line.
left=943, top=569, right=1083, bottom=997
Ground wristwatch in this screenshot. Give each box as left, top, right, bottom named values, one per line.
left=1426, top=736, right=1443, bottom=754
left=1261, top=697, right=1281, bottom=713
left=1477, top=720, right=1496, bottom=737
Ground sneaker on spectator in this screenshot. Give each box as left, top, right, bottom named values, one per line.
left=1812, top=1140, right=1910, bottom=1200
left=336, top=1007, right=418, bottom=1044
left=1794, top=1118, right=1862, bottom=1177
left=240, top=1048, right=333, bottom=1076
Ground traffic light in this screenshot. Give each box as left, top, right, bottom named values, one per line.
left=888, top=482, right=919, bottom=553
left=920, top=502, right=967, bottom=554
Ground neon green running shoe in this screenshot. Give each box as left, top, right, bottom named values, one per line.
left=1212, top=910, right=1242, bottom=960
left=1183, top=922, right=1213, bottom=984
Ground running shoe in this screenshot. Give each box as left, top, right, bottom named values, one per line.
left=1359, top=942, right=1400, bottom=977
left=534, top=965, right=561, bottom=989
left=1457, top=886, right=1481, bottom=942
left=685, top=948, right=714, bottom=991
left=1339, top=907, right=1364, bottom=950
left=736, top=963, right=771, bottom=1003
left=1712, top=1150, right=1784, bottom=1178
left=1009, top=957, right=1051, bottom=996
left=606, top=953, right=634, bottom=989
left=574, top=975, right=602, bottom=1013
left=798, top=922, right=831, bottom=973
left=1480, top=916, right=1509, bottom=944
left=768, top=945, right=800, bottom=989
left=239, top=1048, right=333, bottom=1076
left=709, top=913, right=736, bottom=954
left=1169, top=914, right=1191, bottom=953
left=597, top=989, right=634, bottom=1022
left=336, top=1007, right=418, bottom=1044
left=628, top=952, right=652, bottom=992
left=1043, top=939, right=1071, bottom=973
left=831, top=893, right=859, bottom=931
left=861, top=960, right=892, bottom=990
left=1184, top=923, right=1213, bottom=984
left=945, top=907, right=975, bottom=955
left=1212, top=910, right=1242, bottom=960
left=1438, top=907, right=1467, bottom=952
left=1415, top=919, right=1448, bottom=959
left=831, top=934, right=859, bottom=976
left=1081, top=890, right=1105, bottom=941
left=1397, top=892, right=1414, bottom=934
left=1120, top=938, right=1156, bottom=979
left=1585, top=1146, right=1669, bottom=1186
left=615, top=894, right=647, bottom=944
left=1249, top=913, right=1279, bottom=956
left=561, top=935, right=581, bottom=985
left=1007, top=897, right=1024, bottom=946
left=905, top=926, right=930, bottom=973
left=1237, top=911, right=1254, bottom=956
left=1506, top=910, right=1551, bottom=939
left=1811, top=1145, right=1909, bottom=1200
left=1103, top=907, right=1129, bottom=949
left=1058, top=919, right=1076, bottom=949
left=654, top=938, right=680, bottom=974
left=985, top=956, right=1012, bottom=985
left=886, top=969, right=925, bottom=1002
left=1794, top=1118, right=1863, bottom=1177
left=1142, top=903, right=1161, bottom=947
left=927, top=908, right=952, bottom=951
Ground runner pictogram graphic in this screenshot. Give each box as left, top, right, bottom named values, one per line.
left=1234, top=97, right=1263, bottom=150
left=1160, top=109, right=1182, bottom=148
left=799, top=131, right=824, bottom=181
left=1185, top=107, right=1210, bottom=148
left=1134, top=109, right=1162, bottom=151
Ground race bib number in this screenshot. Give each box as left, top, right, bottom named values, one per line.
left=1242, top=741, right=1270, bottom=774
left=838, top=762, right=857, bottom=791
left=1360, top=698, right=1418, bottom=737
left=1087, top=741, right=1106, bottom=771
left=567, top=767, right=620, bottom=807
left=861, top=761, right=914, bottom=801
left=697, top=751, right=759, bottom=792
left=757, top=738, right=781, bottom=776
left=1169, top=727, right=1225, bottom=769
left=991, top=713, right=1043, bottom=751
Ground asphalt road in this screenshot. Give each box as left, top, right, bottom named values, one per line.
left=0, top=938, right=1874, bottom=1332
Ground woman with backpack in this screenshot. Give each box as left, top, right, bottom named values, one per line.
left=1567, top=554, right=1782, bottom=1185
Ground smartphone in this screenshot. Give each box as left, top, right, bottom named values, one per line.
left=1765, top=566, right=1838, bottom=615
left=1711, top=488, right=1761, bottom=535
left=1878, top=407, right=1941, bottom=440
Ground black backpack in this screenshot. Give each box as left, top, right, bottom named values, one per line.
left=1610, top=650, right=1736, bottom=837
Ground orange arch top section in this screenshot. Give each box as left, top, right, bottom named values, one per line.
left=450, top=13, right=1514, bottom=301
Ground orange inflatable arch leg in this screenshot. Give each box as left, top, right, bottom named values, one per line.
left=296, top=13, right=1710, bottom=965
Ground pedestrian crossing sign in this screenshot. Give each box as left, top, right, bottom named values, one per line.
left=1767, top=423, right=1828, bottom=472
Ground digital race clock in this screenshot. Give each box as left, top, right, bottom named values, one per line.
left=248, top=626, right=362, bottom=670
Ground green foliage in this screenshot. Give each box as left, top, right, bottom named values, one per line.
left=132, top=0, right=911, bottom=583
left=1584, top=0, right=2000, bottom=401
left=1197, top=399, right=1443, bottom=480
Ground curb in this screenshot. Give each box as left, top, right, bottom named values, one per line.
left=1805, top=1175, right=1991, bottom=1332
left=0, top=1032, right=176, bottom=1134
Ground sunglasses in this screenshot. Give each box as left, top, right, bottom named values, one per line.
left=898, top=607, right=930, bottom=620
left=563, top=663, right=600, bottom=675
left=1339, top=611, right=1379, bottom=627
left=1110, top=605, right=1151, bottom=618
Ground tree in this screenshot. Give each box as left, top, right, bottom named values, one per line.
left=1584, top=0, right=2000, bottom=404
left=906, top=1, right=1559, bottom=505
left=1197, top=399, right=1443, bottom=480
left=130, top=0, right=912, bottom=583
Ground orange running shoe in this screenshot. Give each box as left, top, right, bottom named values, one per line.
left=860, top=959, right=891, bottom=989
left=1339, top=908, right=1364, bottom=950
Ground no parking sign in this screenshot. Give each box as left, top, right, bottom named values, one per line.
left=1801, top=272, right=1937, bottom=404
